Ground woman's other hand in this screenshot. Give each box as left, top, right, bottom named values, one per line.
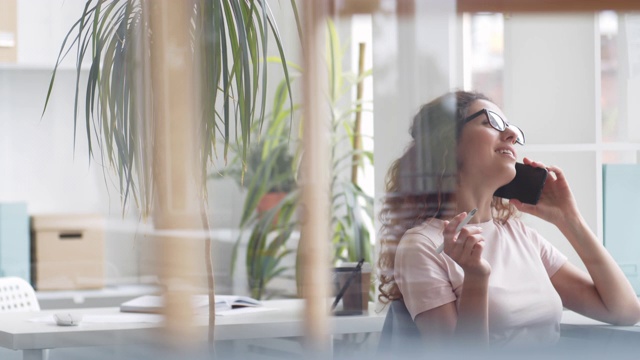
left=442, top=212, right=491, bottom=277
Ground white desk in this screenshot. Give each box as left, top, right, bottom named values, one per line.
left=0, top=299, right=386, bottom=360
left=560, top=310, right=640, bottom=338
left=5, top=303, right=637, bottom=360
left=556, top=309, right=640, bottom=359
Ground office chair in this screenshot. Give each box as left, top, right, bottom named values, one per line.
left=0, top=276, right=40, bottom=312
left=377, top=299, right=425, bottom=355
left=0, top=278, right=48, bottom=360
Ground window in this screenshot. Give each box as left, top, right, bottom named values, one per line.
left=465, top=12, right=504, bottom=106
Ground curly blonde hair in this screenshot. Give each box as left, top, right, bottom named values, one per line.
left=377, top=91, right=518, bottom=304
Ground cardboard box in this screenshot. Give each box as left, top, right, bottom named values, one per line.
left=0, top=203, right=30, bottom=282
left=31, top=214, right=104, bottom=290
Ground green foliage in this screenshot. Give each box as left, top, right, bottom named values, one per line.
left=325, top=20, right=374, bottom=267
left=238, top=190, right=299, bottom=299
left=223, top=71, right=302, bottom=300
left=224, top=20, right=374, bottom=300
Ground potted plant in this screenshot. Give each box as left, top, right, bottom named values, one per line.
left=251, top=146, right=296, bottom=216
left=219, top=139, right=297, bottom=219
left=221, top=20, right=375, bottom=300
left=212, top=74, right=302, bottom=299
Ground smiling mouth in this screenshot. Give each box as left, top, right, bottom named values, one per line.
left=496, top=149, right=515, bottom=157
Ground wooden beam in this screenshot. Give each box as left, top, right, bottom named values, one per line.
left=329, top=0, right=419, bottom=16
left=329, top=0, right=381, bottom=15
left=458, top=0, right=640, bottom=13
left=329, top=0, right=640, bottom=15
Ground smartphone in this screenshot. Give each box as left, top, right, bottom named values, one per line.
left=494, top=162, right=548, bottom=205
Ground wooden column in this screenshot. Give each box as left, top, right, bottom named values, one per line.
left=148, top=0, right=204, bottom=346
left=301, top=0, right=331, bottom=355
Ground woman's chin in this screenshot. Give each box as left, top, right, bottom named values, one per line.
left=499, top=168, right=517, bottom=186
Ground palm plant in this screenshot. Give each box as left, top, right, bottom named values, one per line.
left=41, top=0, right=300, bottom=345
left=43, top=0, right=299, bottom=212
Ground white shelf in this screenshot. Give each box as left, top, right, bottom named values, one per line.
left=36, top=283, right=161, bottom=310
left=0, top=62, right=90, bottom=71
left=522, top=143, right=640, bottom=152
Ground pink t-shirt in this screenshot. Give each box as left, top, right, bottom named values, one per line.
left=394, top=217, right=568, bottom=346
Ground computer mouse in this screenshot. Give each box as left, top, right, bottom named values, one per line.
left=53, top=312, right=83, bottom=326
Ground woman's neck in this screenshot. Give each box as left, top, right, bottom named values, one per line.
left=455, top=186, right=494, bottom=223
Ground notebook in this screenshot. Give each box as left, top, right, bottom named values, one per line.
left=119, top=294, right=261, bottom=314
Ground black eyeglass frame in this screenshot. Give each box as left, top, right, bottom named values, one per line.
left=463, top=108, right=526, bottom=145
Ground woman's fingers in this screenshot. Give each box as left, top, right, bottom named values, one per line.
left=443, top=221, right=490, bottom=275
left=524, top=157, right=563, bottom=183
left=523, top=157, right=547, bottom=169
left=446, top=226, right=483, bottom=259
left=442, top=211, right=488, bottom=275
left=443, top=213, right=468, bottom=248
left=545, top=165, right=563, bottom=182
left=510, top=198, right=538, bottom=215
left=457, top=233, right=484, bottom=262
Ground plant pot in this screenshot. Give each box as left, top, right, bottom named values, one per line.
left=257, top=192, right=288, bottom=225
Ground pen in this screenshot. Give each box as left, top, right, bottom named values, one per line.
left=436, top=208, right=478, bottom=254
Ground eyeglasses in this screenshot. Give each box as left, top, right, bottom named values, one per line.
left=464, top=109, right=525, bottom=145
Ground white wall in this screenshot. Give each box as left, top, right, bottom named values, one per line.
left=1, top=69, right=112, bottom=213
left=503, top=13, right=600, bottom=270
left=0, top=67, right=155, bottom=285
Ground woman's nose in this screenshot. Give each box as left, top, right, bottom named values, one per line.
left=502, top=126, right=518, bottom=144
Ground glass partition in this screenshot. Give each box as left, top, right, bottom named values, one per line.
left=1, top=0, right=640, bottom=359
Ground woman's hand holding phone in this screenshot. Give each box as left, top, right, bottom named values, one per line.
left=442, top=212, right=491, bottom=277
left=510, top=158, right=580, bottom=227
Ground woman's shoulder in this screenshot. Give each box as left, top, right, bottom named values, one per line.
left=399, top=218, right=445, bottom=248
left=404, top=218, right=445, bottom=237
left=497, top=216, right=530, bottom=232
left=496, top=216, right=545, bottom=244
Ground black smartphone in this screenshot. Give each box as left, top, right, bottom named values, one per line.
left=494, top=162, right=548, bottom=205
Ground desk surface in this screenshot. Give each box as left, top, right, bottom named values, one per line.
left=0, top=299, right=386, bottom=352
left=3, top=302, right=640, bottom=354
left=561, top=309, right=640, bottom=337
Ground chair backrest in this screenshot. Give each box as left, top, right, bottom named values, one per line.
left=0, top=277, right=40, bottom=312
left=377, top=299, right=424, bottom=355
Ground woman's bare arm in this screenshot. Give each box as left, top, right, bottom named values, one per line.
left=514, top=159, right=640, bottom=325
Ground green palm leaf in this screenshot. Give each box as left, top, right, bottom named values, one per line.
left=42, top=0, right=298, bottom=217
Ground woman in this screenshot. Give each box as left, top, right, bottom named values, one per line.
left=377, top=90, right=640, bottom=349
